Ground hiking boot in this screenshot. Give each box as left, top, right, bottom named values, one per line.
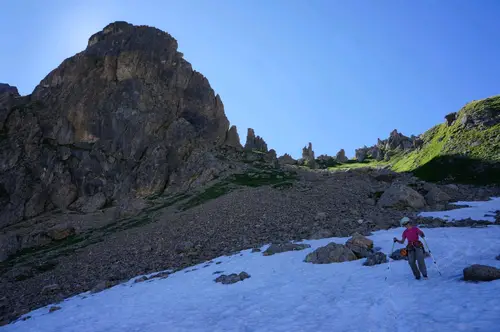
left=423, top=275, right=428, bottom=279
left=415, top=276, right=421, bottom=280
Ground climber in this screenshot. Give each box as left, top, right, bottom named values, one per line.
left=393, top=217, right=428, bottom=280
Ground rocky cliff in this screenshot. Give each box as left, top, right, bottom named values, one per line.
left=0, top=22, right=235, bottom=229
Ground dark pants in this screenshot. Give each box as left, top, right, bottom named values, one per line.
left=408, top=247, right=428, bottom=278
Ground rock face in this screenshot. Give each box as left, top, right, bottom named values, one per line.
left=304, top=243, right=357, bottom=264
left=445, top=112, right=457, bottom=126
left=278, top=153, right=297, bottom=165
left=463, top=264, right=500, bottom=282
left=335, top=149, right=349, bottom=163
left=0, top=21, right=230, bottom=228
left=353, top=130, right=422, bottom=162
left=244, top=128, right=268, bottom=152
left=377, top=184, right=426, bottom=210
left=301, top=142, right=316, bottom=168
left=224, top=125, right=242, bottom=149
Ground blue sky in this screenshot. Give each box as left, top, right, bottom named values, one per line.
left=1, top=0, right=499, bottom=158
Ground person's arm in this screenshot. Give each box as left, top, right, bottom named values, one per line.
left=417, top=228, right=425, bottom=237
left=393, top=232, right=406, bottom=244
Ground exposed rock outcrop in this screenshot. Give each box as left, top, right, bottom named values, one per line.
left=224, top=125, right=242, bottom=149
left=278, top=153, right=297, bottom=165
left=335, top=149, right=349, bottom=163
left=244, top=128, right=268, bottom=152
left=353, top=130, right=422, bottom=162
left=301, top=142, right=316, bottom=168
left=445, top=112, right=457, bottom=126
left=0, top=21, right=231, bottom=229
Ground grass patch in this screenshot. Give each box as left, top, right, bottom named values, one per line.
left=180, top=170, right=297, bottom=210
left=180, top=182, right=232, bottom=211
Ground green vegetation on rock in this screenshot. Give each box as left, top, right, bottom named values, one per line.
left=328, top=95, right=500, bottom=184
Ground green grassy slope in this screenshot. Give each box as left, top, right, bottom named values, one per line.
left=329, top=95, right=500, bottom=184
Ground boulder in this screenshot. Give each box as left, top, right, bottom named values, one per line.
left=363, top=252, right=388, bottom=266
left=215, top=272, right=250, bottom=284
left=463, top=264, right=500, bottom=282
left=377, top=184, right=426, bottom=209
left=345, top=233, right=374, bottom=258
left=304, top=243, right=357, bottom=264
left=263, top=243, right=311, bottom=256
left=68, top=192, right=107, bottom=213
left=425, top=187, right=451, bottom=206
left=46, top=224, right=76, bottom=241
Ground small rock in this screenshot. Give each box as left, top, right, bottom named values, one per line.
left=364, top=198, right=376, bottom=206
left=314, top=212, right=327, bottom=222
left=150, top=271, right=169, bottom=279
left=496, top=255, right=500, bottom=261
left=363, top=252, right=388, bottom=266
left=49, top=306, right=61, bottom=313
left=308, top=229, right=333, bottom=240
left=134, top=276, right=149, bottom=283
left=91, top=280, right=117, bottom=293
left=22, top=316, right=31, bottom=321
left=263, top=243, right=311, bottom=256
left=213, top=271, right=224, bottom=275
left=175, top=241, right=194, bottom=253
left=46, top=224, right=76, bottom=241
left=463, top=264, right=500, bottom=282
left=304, top=242, right=357, bottom=264
left=251, top=248, right=261, bottom=253
left=41, top=284, right=60, bottom=295
left=215, top=271, right=251, bottom=284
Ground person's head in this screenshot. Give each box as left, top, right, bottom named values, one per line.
left=400, top=217, right=411, bottom=228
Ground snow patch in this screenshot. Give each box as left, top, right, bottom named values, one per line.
left=418, top=196, right=500, bottom=222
